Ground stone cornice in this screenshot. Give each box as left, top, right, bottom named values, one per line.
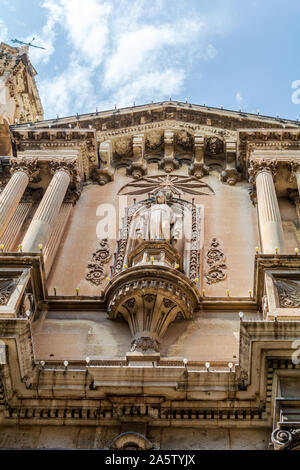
left=11, top=101, right=299, bottom=133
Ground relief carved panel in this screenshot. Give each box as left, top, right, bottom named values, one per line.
left=85, top=239, right=111, bottom=286
left=204, top=238, right=227, bottom=284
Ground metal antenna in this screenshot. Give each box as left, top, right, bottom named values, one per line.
left=11, top=37, right=46, bottom=50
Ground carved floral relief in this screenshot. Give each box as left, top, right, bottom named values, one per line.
left=204, top=238, right=227, bottom=284
left=85, top=239, right=111, bottom=286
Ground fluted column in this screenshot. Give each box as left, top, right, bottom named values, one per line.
left=0, top=158, right=38, bottom=240
left=249, top=160, right=284, bottom=254
left=22, top=159, right=77, bottom=252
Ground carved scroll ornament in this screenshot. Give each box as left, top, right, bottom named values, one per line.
left=85, top=239, right=111, bottom=286
left=204, top=238, right=227, bottom=284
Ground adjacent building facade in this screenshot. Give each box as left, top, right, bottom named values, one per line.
left=0, top=42, right=300, bottom=450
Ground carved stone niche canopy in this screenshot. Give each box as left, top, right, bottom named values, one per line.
left=105, top=266, right=200, bottom=359
left=264, top=270, right=300, bottom=320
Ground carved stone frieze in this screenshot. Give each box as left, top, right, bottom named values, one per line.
left=204, top=238, right=227, bottom=284
left=10, top=158, right=40, bottom=182
left=85, top=239, right=111, bottom=286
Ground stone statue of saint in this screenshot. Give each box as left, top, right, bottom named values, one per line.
left=134, top=192, right=175, bottom=241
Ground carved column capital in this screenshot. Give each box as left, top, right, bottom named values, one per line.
left=10, top=157, right=40, bottom=182
left=50, top=158, right=79, bottom=181
left=248, top=159, right=278, bottom=184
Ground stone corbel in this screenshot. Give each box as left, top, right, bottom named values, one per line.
left=220, top=141, right=241, bottom=185
left=93, top=140, right=114, bottom=185
left=189, top=134, right=209, bottom=179
left=126, top=134, right=147, bottom=179
left=158, top=131, right=180, bottom=173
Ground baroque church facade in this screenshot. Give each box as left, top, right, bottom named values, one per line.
left=0, top=41, right=299, bottom=450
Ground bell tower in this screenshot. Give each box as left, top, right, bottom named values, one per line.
left=0, top=42, right=43, bottom=155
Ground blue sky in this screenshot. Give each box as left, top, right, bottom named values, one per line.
left=1, top=0, right=300, bottom=121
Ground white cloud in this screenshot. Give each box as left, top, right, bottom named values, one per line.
left=39, top=60, right=95, bottom=117
left=58, top=0, right=112, bottom=68
left=0, top=18, right=8, bottom=43
left=26, top=1, right=63, bottom=64
left=236, top=92, right=243, bottom=105
left=32, top=0, right=232, bottom=118
left=102, top=68, right=186, bottom=109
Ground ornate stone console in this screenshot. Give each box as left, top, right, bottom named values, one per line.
left=105, top=265, right=200, bottom=356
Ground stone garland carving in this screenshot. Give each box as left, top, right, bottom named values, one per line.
left=275, top=278, right=300, bottom=308
left=0, top=279, right=16, bottom=305
left=145, top=131, right=164, bottom=151
left=176, top=130, right=193, bottom=150
left=10, top=157, right=40, bottom=182
left=206, top=137, right=224, bottom=155
left=114, top=137, right=132, bottom=157
left=85, top=239, right=111, bottom=286
left=204, top=238, right=227, bottom=284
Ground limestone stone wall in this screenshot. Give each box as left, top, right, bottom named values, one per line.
left=0, top=424, right=271, bottom=450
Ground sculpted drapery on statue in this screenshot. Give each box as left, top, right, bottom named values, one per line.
left=135, top=192, right=176, bottom=242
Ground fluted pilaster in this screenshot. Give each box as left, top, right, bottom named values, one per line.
left=249, top=160, right=284, bottom=253
left=22, top=169, right=71, bottom=252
